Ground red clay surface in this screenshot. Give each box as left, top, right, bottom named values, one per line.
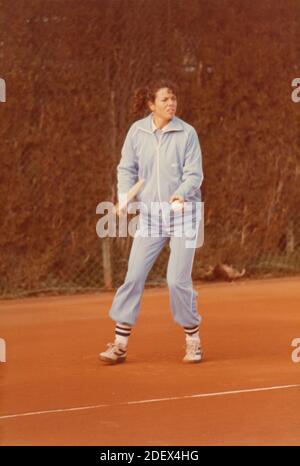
left=1, top=277, right=300, bottom=446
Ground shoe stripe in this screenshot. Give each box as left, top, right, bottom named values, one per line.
left=115, top=348, right=126, bottom=355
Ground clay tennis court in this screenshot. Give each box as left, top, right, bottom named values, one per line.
left=1, top=276, right=300, bottom=446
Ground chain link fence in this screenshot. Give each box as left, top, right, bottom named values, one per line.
left=1, top=157, right=300, bottom=299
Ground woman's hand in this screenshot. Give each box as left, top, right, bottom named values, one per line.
left=169, top=194, right=184, bottom=212
left=169, top=194, right=184, bottom=204
left=113, top=203, right=128, bottom=217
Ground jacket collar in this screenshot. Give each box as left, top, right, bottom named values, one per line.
left=137, top=113, right=184, bottom=134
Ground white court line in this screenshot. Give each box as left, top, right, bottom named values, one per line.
left=0, top=384, right=299, bottom=421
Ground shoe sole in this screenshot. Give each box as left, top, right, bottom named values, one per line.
left=183, top=351, right=203, bottom=364
left=99, top=354, right=127, bottom=365
left=182, top=358, right=202, bottom=363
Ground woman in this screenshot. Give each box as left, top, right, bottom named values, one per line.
left=100, top=79, right=204, bottom=364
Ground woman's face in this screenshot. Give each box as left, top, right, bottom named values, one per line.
left=149, top=87, right=177, bottom=120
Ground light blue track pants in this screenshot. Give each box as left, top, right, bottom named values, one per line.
left=109, top=234, right=201, bottom=328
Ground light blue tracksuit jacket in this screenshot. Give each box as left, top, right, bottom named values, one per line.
left=109, top=113, right=204, bottom=329
left=117, top=113, right=203, bottom=208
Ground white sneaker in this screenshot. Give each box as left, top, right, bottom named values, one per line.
left=99, top=342, right=127, bottom=364
left=183, top=339, right=203, bottom=363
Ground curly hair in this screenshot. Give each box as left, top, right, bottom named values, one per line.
left=131, top=79, right=178, bottom=119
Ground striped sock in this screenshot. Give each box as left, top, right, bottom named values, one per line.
left=115, top=323, right=132, bottom=347
left=184, top=325, right=200, bottom=341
